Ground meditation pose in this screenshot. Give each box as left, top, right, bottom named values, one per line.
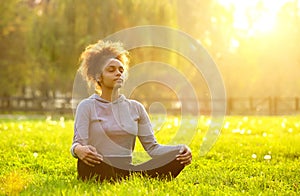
left=71, top=40, right=192, bottom=182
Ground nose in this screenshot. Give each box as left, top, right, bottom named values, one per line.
left=115, top=69, right=122, bottom=76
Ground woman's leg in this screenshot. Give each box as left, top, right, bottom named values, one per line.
left=143, top=158, right=184, bottom=180
left=77, top=159, right=130, bottom=182
left=133, top=150, right=185, bottom=180
left=77, top=150, right=185, bottom=182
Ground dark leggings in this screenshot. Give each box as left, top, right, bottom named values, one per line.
left=77, top=151, right=185, bottom=182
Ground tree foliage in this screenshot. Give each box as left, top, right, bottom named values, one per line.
left=0, top=0, right=299, bottom=99
left=15, top=0, right=178, bottom=98
left=0, top=0, right=31, bottom=96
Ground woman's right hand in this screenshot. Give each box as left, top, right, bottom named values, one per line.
left=74, top=144, right=103, bottom=167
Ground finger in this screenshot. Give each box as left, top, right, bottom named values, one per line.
left=93, top=154, right=103, bottom=161
left=85, top=150, right=101, bottom=159
left=83, top=159, right=96, bottom=167
left=176, top=151, right=191, bottom=158
left=177, top=156, right=192, bottom=163
left=86, top=148, right=103, bottom=161
left=87, top=145, right=97, bottom=153
left=96, top=154, right=103, bottom=161
left=88, top=157, right=101, bottom=164
left=177, top=146, right=191, bottom=156
left=86, top=150, right=98, bottom=157
left=180, top=157, right=192, bottom=165
left=180, top=151, right=190, bottom=157
left=176, top=153, right=192, bottom=161
left=179, top=146, right=185, bottom=154
left=84, top=157, right=101, bottom=166
left=87, top=154, right=102, bottom=163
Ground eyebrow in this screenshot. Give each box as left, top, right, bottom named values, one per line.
left=105, top=64, right=124, bottom=71
left=106, top=64, right=124, bottom=68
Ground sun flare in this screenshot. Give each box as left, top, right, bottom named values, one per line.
left=217, top=0, right=298, bottom=35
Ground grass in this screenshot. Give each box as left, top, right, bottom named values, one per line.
left=0, top=114, right=299, bottom=195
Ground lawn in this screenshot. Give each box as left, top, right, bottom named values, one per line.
left=0, top=115, right=299, bottom=195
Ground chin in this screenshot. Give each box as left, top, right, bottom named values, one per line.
left=114, top=84, right=123, bottom=89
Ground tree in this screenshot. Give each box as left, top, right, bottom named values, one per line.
left=0, top=0, right=31, bottom=97
left=25, top=0, right=179, bottom=99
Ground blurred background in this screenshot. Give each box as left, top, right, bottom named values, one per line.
left=0, top=0, right=299, bottom=115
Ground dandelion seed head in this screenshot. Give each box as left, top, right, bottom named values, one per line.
left=264, top=155, right=271, bottom=160
left=59, top=116, right=65, bottom=128
left=174, top=117, right=179, bottom=127
left=252, top=154, right=257, bottom=159
left=18, top=124, right=23, bottom=130
left=224, top=122, right=230, bottom=129
left=206, top=119, right=211, bottom=125
left=262, top=132, right=267, bottom=137
left=60, top=123, right=65, bottom=128
left=33, top=152, right=38, bottom=158
left=240, top=129, right=245, bottom=134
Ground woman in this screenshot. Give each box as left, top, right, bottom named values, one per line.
left=71, top=40, right=192, bottom=182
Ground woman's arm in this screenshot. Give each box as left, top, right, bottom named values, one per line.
left=136, top=102, right=192, bottom=165
left=71, top=100, right=103, bottom=166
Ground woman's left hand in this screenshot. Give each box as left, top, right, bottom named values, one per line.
left=176, top=145, right=192, bottom=166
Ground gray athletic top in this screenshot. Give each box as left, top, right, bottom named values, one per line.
left=71, top=94, right=182, bottom=165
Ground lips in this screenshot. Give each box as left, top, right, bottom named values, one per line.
left=114, top=78, right=123, bottom=82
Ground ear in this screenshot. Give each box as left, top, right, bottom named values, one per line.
left=99, top=74, right=103, bottom=83
left=95, top=73, right=103, bottom=85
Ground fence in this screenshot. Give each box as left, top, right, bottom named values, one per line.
left=0, top=96, right=299, bottom=115
left=0, top=97, right=73, bottom=114
left=226, top=97, right=300, bottom=115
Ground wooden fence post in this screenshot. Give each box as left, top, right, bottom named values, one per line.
left=269, top=96, right=273, bottom=115
left=249, top=97, right=253, bottom=113
left=274, top=97, right=278, bottom=115
left=227, top=97, right=232, bottom=115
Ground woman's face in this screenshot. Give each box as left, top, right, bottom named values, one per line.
left=99, top=58, right=125, bottom=90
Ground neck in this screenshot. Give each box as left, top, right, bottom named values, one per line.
left=100, top=88, right=120, bottom=102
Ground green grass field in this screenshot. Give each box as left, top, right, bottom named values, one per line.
left=0, top=115, right=299, bottom=195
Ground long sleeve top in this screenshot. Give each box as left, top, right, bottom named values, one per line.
left=71, top=94, right=182, bottom=167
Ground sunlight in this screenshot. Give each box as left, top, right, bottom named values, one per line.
left=217, top=0, right=297, bottom=35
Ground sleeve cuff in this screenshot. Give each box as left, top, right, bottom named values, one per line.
left=70, top=143, right=79, bottom=158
